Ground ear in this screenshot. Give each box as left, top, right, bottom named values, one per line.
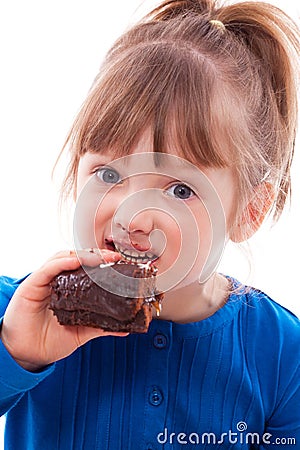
left=230, top=182, right=275, bottom=243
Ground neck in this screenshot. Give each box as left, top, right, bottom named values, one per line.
left=157, top=273, right=229, bottom=324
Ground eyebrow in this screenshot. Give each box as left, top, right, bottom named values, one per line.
left=153, top=151, right=165, bottom=168
left=84, top=152, right=113, bottom=165
left=152, top=151, right=191, bottom=170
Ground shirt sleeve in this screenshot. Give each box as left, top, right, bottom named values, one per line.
left=0, top=275, right=55, bottom=416
left=0, top=330, right=55, bottom=416
left=260, top=363, right=300, bottom=448
left=257, top=298, right=300, bottom=449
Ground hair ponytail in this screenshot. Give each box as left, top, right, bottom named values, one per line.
left=215, top=2, right=299, bottom=221
left=147, top=0, right=299, bottom=134
left=217, top=2, right=299, bottom=132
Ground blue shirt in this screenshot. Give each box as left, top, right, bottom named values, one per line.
left=0, top=275, right=299, bottom=449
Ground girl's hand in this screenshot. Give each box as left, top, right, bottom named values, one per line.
left=0, top=249, right=125, bottom=371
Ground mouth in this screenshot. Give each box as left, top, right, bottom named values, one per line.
left=105, top=238, right=159, bottom=264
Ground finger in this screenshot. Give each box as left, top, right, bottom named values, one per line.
left=46, top=248, right=121, bottom=264
left=76, top=326, right=129, bottom=346
left=22, top=255, right=81, bottom=291
left=25, top=249, right=122, bottom=290
left=76, top=248, right=121, bottom=265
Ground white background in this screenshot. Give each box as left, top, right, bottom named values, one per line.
left=0, top=0, right=299, bottom=446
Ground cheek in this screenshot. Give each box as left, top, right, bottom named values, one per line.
left=74, top=184, right=115, bottom=249
left=93, top=197, right=117, bottom=245
left=155, top=217, right=181, bottom=272
left=183, top=207, right=213, bottom=267
left=193, top=203, right=226, bottom=283
left=156, top=206, right=212, bottom=273
left=154, top=205, right=218, bottom=292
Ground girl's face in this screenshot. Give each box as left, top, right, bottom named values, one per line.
left=75, top=131, right=237, bottom=292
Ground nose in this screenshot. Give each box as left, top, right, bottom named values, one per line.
left=112, top=184, right=158, bottom=236
left=113, top=209, right=154, bottom=236
left=110, top=188, right=166, bottom=255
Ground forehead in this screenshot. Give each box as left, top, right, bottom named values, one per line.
left=79, top=146, right=191, bottom=177
left=80, top=129, right=196, bottom=173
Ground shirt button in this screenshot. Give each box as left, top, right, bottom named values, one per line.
left=149, top=387, right=163, bottom=406
left=153, top=333, right=167, bottom=349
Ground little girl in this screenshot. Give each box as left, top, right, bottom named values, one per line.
left=0, top=0, right=299, bottom=448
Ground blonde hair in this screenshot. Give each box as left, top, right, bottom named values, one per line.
left=60, top=0, right=299, bottom=232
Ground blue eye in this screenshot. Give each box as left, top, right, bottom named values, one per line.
left=166, top=183, right=195, bottom=200
left=96, top=167, right=121, bottom=184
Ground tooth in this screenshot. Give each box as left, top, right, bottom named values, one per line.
left=115, top=245, right=157, bottom=263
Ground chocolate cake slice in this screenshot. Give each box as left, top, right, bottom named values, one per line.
left=49, top=261, right=163, bottom=333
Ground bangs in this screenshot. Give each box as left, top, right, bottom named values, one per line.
left=73, top=39, right=240, bottom=167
